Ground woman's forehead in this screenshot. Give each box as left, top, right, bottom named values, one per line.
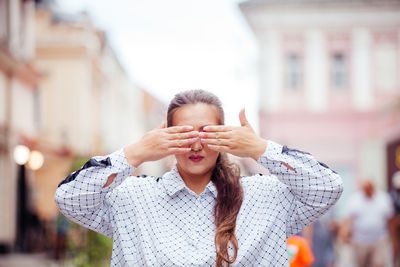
left=172, top=103, right=221, bottom=127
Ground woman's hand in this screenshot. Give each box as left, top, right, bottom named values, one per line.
left=199, top=109, right=268, bottom=161
left=123, top=122, right=199, bottom=167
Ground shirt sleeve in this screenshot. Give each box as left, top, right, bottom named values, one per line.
left=54, top=149, right=136, bottom=238
left=257, top=140, right=343, bottom=237
left=345, top=193, right=359, bottom=219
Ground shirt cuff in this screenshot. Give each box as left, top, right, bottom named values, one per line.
left=108, top=148, right=137, bottom=174
left=99, top=149, right=137, bottom=191
left=257, top=140, right=283, bottom=164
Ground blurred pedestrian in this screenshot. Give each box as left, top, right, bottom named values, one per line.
left=303, top=210, right=338, bottom=267
left=341, top=180, right=394, bottom=267
left=54, top=213, right=69, bottom=260
left=390, top=172, right=400, bottom=267
left=287, top=234, right=315, bottom=267
left=54, top=89, right=343, bottom=266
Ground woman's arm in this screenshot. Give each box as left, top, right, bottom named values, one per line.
left=200, top=109, right=343, bottom=236
left=55, top=149, right=136, bottom=237
left=55, top=123, right=199, bottom=237
left=256, top=141, right=343, bottom=236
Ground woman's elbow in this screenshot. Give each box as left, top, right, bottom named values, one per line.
left=329, top=172, right=344, bottom=203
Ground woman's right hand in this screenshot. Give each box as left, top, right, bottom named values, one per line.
left=123, top=121, right=199, bottom=167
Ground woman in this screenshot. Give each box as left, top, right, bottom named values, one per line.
left=55, top=89, right=343, bottom=266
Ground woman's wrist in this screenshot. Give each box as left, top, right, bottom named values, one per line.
left=251, top=138, right=268, bottom=161
left=123, top=143, right=143, bottom=167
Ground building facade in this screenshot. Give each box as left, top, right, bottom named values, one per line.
left=240, top=0, right=400, bottom=217
left=33, top=6, right=167, bottom=223
left=0, top=0, right=39, bottom=249
left=0, top=1, right=167, bottom=251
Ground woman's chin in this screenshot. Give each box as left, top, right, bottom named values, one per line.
left=178, top=163, right=214, bottom=178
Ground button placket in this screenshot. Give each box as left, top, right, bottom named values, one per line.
left=192, top=196, right=203, bottom=245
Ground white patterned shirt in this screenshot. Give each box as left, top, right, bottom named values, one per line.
left=55, top=141, right=343, bottom=266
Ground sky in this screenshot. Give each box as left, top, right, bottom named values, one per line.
left=56, top=0, right=259, bottom=130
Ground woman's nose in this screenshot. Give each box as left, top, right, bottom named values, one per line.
left=191, top=138, right=203, bottom=151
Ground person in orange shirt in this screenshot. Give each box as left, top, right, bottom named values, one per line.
left=287, top=235, right=315, bottom=267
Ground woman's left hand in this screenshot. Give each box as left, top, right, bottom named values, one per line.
left=199, top=108, right=268, bottom=161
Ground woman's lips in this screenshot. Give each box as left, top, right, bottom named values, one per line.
left=189, top=155, right=204, bottom=162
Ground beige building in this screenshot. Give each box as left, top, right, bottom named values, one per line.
left=33, top=6, right=167, bottom=223
left=0, top=0, right=39, bottom=249
left=0, top=2, right=167, bottom=250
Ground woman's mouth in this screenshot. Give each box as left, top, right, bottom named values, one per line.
left=189, top=155, right=204, bottom=162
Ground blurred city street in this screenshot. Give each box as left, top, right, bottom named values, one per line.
left=0, top=246, right=358, bottom=267
left=0, top=245, right=384, bottom=267
left=0, top=253, right=59, bottom=267
left=1, top=0, right=400, bottom=266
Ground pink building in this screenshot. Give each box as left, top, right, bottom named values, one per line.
left=240, top=0, right=400, bottom=217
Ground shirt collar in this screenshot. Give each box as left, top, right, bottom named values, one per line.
left=163, top=166, right=217, bottom=198
left=205, top=180, right=217, bottom=197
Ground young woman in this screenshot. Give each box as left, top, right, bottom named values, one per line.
left=55, top=89, right=343, bottom=266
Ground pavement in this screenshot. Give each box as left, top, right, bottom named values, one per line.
left=335, top=242, right=394, bottom=267
left=0, top=244, right=394, bottom=267
left=0, top=250, right=356, bottom=267
left=0, top=253, right=61, bottom=267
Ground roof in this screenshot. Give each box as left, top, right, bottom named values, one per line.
left=241, top=0, right=399, bottom=3
left=239, top=0, right=400, bottom=8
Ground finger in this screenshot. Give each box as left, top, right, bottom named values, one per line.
left=239, top=108, right=249, bottom=127
left=206, top=144, right=229, bottom=153
left=168, top=147, right=192, bottom=154
left=203, top=125, right=233, bottom=132
left=168, top=131, right=199, bottom=140
left=170, top=138, right=199, bottom=148
left=157, top=121, right=166, bottom=129
left=199, top=131, right=231, bottom=139
left=165, top=125, right=194, bottom=133
left=201, top=138, right=231, bottom=147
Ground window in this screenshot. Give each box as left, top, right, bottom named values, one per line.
left=373, top=31, right=398, bottom=92
left=0, top=0, right=8, bottom=44
left=33, top=88, right=41, bottom=132
left=331, top=53, right=347, bottom=89
left=286, top=54, right=302, bottom=89
left=375, top=47, right=397, bottom=91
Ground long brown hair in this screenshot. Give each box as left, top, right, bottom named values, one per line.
left=167, top=89, right=244, bottom=266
